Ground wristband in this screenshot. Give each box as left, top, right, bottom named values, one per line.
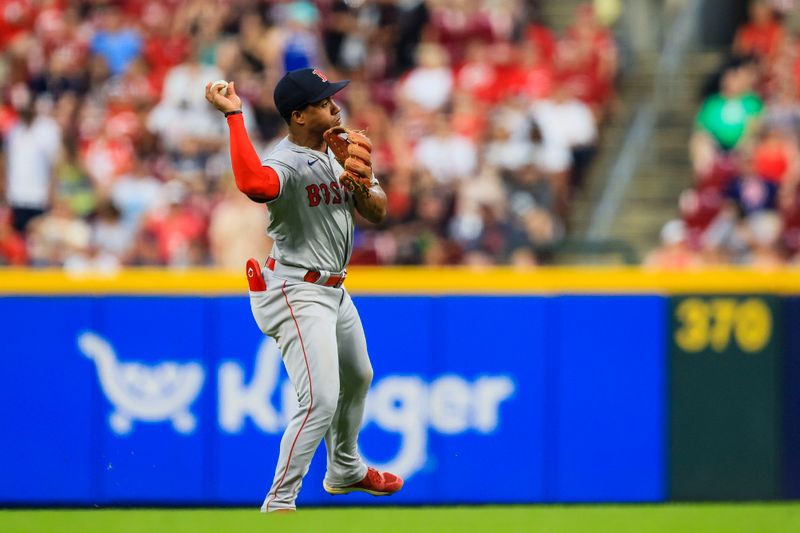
left=224, top=110, right=243, bottom=117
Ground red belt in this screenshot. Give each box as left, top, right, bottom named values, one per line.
left=265, top=257, right=346, bottom=288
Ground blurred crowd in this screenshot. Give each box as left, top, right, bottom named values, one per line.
left=0, top=0, right=619, bottom=270
left=647, top=0, right=800, bottom=269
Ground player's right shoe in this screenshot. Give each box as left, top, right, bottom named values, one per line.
left=323, top=467, right=404, bottom=496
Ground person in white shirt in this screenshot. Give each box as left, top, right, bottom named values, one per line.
left=147, top=46, right=226, bottom=153
left=1, top=103, right=62, bottom=234
left=413, top=113, right=477, bottom=186
left=398, top=43, right=454, bottom=112
left=530, top=85, right=598, bottom=199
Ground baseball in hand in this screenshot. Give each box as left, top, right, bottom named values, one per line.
left=211, top=79, right=229, bottom=96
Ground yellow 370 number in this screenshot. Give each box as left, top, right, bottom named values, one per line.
left=674, top=297, right=772, bottom=353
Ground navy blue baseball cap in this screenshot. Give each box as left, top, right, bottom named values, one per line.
left=274, top=68, right=349, bottom=119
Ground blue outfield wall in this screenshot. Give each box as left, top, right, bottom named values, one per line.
left=0, top=295, right=666, bottom=506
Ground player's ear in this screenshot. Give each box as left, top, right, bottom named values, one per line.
left=292, top=109, right=305, bottom=126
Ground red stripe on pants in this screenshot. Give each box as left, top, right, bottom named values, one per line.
left=265, top=281, right=314, bottom=511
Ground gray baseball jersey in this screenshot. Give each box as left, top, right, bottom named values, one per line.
left=262, top=136, right=377, bottom=273
left=251, top=135, right=380, bottom=512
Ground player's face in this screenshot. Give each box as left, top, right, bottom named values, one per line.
left=303, top=97, right=342, bottom=131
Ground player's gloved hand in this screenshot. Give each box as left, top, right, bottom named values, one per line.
left=323, top=127, right=373, bottom=195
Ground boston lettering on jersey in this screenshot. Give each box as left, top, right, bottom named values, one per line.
left=262, top=136, right=376, bottom=273
left=306, top=181, right=348, bottom=207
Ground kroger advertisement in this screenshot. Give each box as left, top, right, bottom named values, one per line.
left=0, top=295, right=665, bottom=506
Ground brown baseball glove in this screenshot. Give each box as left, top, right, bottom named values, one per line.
left=323, top=126, right=373, bottom=194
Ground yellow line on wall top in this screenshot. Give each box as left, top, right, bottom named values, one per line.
left=0, top=267, right=799, bottom=295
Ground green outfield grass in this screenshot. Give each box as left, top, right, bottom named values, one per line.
left=2, top=503, right=799, bottom=533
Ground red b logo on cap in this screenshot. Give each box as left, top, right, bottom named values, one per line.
left=312, top=69, right=328, bottom=82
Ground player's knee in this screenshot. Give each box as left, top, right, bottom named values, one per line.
left=351, top=364, right=373, bottom=394
left=314, top=388, right=340, bottom=420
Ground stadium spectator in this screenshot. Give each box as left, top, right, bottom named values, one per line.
left=55, top=144, right=96, bottom=219
left=691, top=57, right=763, bottom=178
left=454, top=40, right=502, bottom=105
left=26, top=198, right=90, bottom=267
left=449, top=165, right=507, bottom=256
left=111, top=158, right=165, bottom=232
left=82, top=116, right=137, bottom=194
left=644, top=220, right=706, bottom=270
left=739, top=210, right=785, bottom=267
left=530, top=84, right=596, bottom=214
left=208, top=177, right=273, bottom=270
left=0, top=0, right=36, bottom=50
left=140, top=181, right=206, bottom=267
left=449, top=90, right=487, bottom=142
left=89, top=4, right=143, bottom=77
left=90, top=199, right=134, bottom=265
left=270, top=1, right=324, bottom=73
left=397, top=42, right=453, bottom=112
left=1, top=95, right=62, bottom=234
left=763, top=81, right=800, bottom=132
left=508, top=40, right=556, bottom=101
left=752, top=126, right=799, bottom=185
left=523, top=9, right=557, bottom=65
left=141, top=5, right=190, bottom=94
left=725, top=151, right=780, bottom=216
left=558, top=3, right=618, bottom=114
left=528, top=119, right=571, bottom=180
left=426, top=0, right=495, bottom=64
left=484, top=120, right=534, bottom=173
left=159, top=43, right=224, bottom=111
left=733, top=0, right=785, bottom=64
left=518, top=205, right=565, bottom=251
left=413, top=113, right=477, bottom=187
left=781, top=182, right=800, bottom=259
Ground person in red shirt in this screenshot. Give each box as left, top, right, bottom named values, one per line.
left=0, top=0, right=36, bottom=49
left=142, top=183, right=206, bottom=265
left=427, top=1, right=494, bottom=64
left=507, top=40, right=555, bottom=101
left=679, top=183, right=725, bottom=251
left=524, top=19, right=556, bottom=64
left=450, top=90, right=487, bottom=142
left=733, top=0, right=785, bottom=63
left=453, top=40, right=503, bottom=105
left=142, top=17, right=189, bottom=95
left=561, top=3, right=618, bottom=111
left=752, top=127, right=798, bottom=185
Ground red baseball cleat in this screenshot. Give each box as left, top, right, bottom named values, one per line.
left=323, top=467, right=404, bottom=496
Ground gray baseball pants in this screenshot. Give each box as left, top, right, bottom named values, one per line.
left=249, top=264, right=372, bottom=512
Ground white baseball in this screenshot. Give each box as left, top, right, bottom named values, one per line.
left=211, top=79, right=229, bottom=96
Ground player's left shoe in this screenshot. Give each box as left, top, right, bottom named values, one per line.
left=323, top=467, right=404, bottom=496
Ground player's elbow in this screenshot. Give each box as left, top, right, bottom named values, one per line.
left=236, top=183, right=275, bottom=202
left=232, top=165, right=280, bottom=202
left=374, top=204, right=387, bottom=224
left=246, top=193, right=270, bottom=203
left=363, top=205, right=387, bottom=225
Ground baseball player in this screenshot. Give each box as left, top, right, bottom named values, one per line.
left=204, top=68, right=402, bottom=512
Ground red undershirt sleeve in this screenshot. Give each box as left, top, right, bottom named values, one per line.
left=226, top=113, right=280, bottom=201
